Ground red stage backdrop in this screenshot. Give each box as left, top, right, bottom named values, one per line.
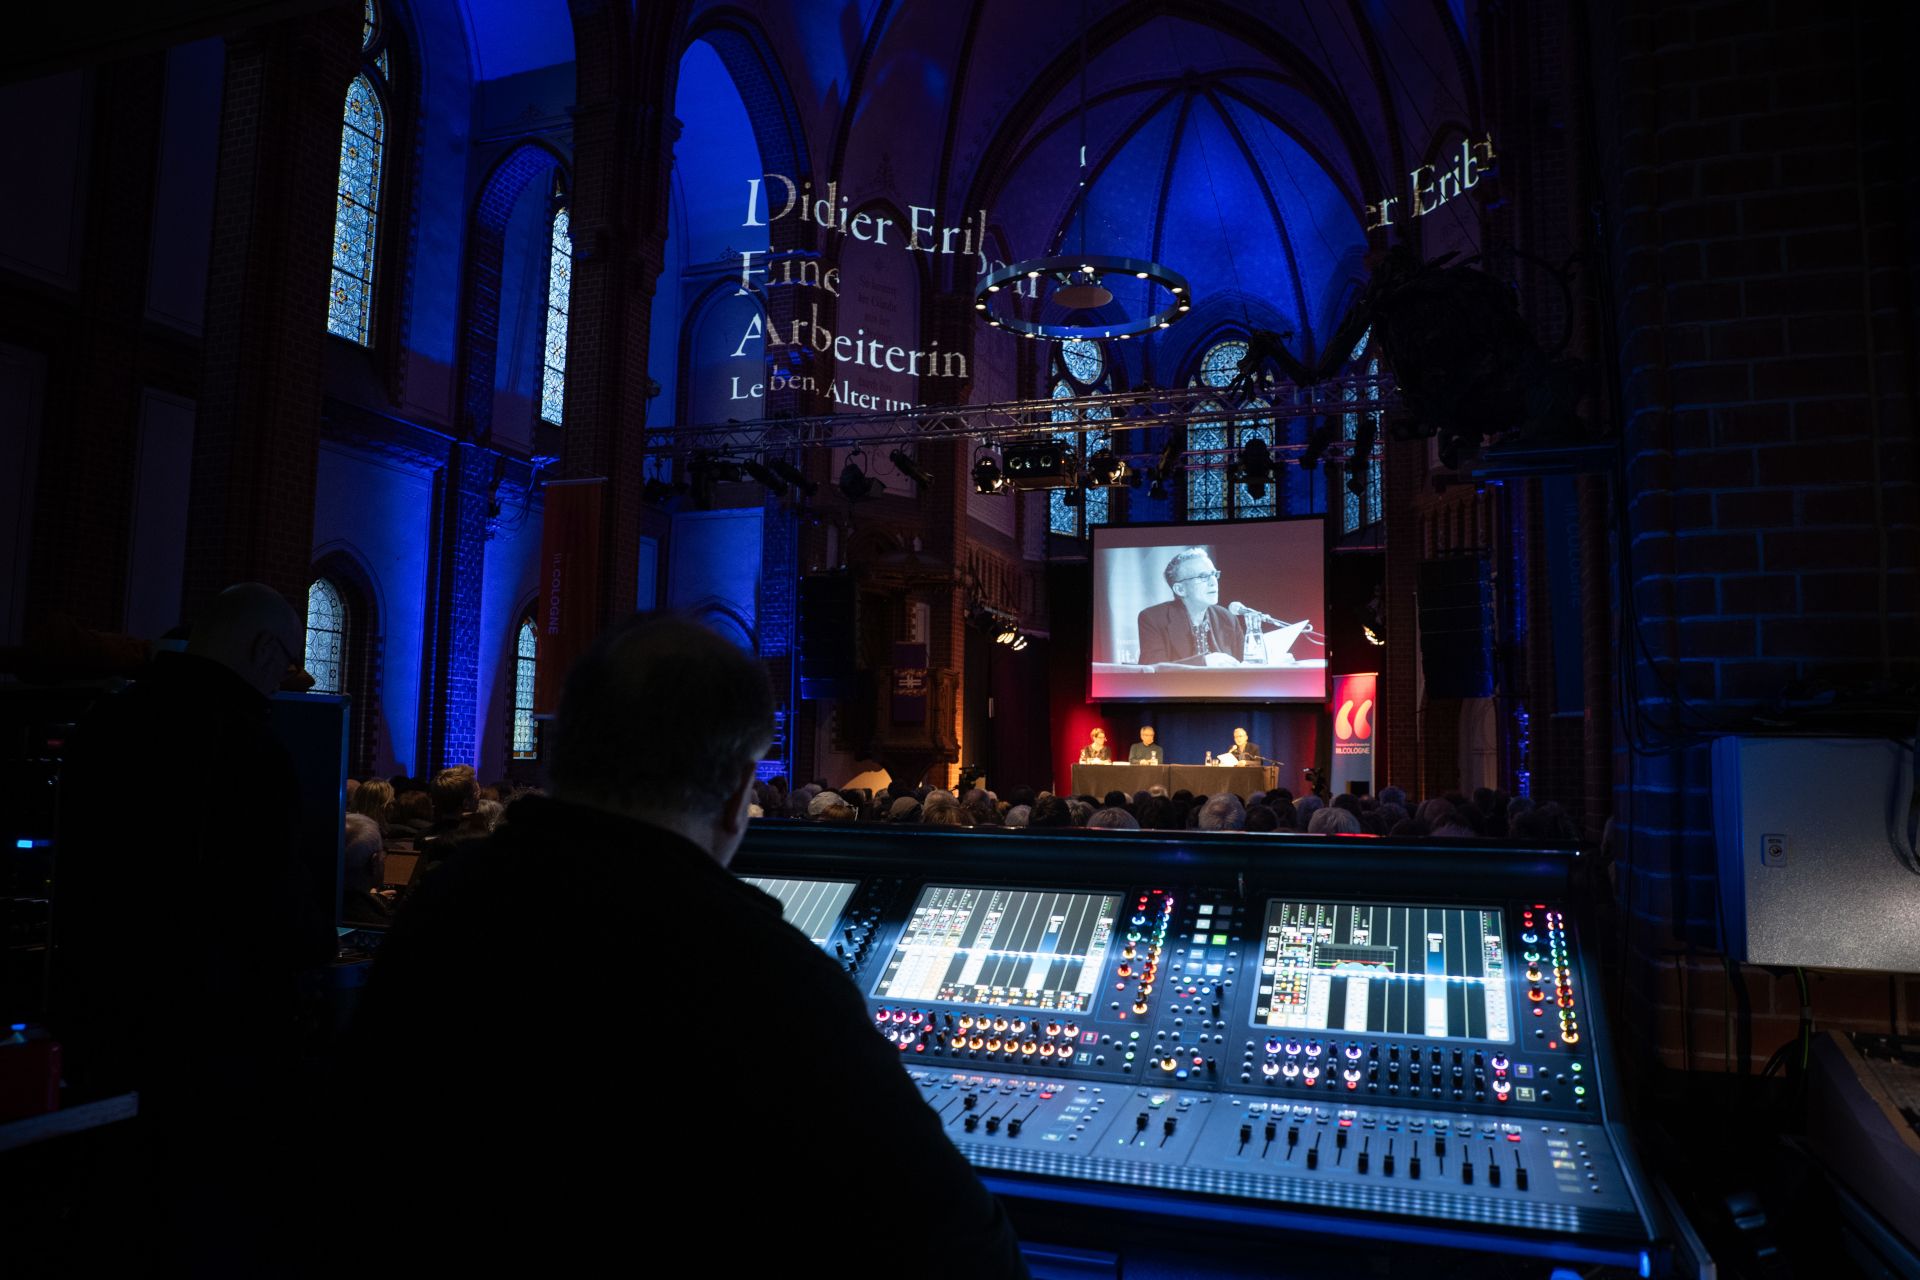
left=533, top=479, right=605, bottom=717
left=1330, top=671, right=1377, bottom=796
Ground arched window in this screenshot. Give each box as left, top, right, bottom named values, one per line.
left=540, top=205, right=571, bottom=425
left=327, top=0, right=392, bottom=345
left=1049, top=338, right=1112, bottom=537
left=1186, top=338, right=1276, bottom=522
left=1342, top=326, right=1383, bottom=533
left=510, top=613, right=540, bottom=759
left=305, top=578, right=348, bottom=695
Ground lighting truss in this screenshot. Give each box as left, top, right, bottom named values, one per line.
left=639, top=373, right=1398, bottom=467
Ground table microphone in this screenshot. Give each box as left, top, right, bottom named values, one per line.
left=1227, top=601, right=1301, bottom=629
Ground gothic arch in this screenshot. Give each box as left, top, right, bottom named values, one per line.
left=457, top=141, right=569, bottom=440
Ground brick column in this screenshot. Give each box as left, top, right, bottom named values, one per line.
left=1603, top=0, right=1919, bottom=1069
left=417, top=442, right=492, bottom=770
left=26, top=54, right=166, bottom=631
left=185, top=5, right=361, bottom=619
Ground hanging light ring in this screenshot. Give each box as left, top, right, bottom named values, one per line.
left=974, top=254, right=1194, bottom=341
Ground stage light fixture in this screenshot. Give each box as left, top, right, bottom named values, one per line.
left=1001, top=439, right=1075, bottom=491
left=1238, top=437, right=1273, bottom=501
left=838, top=451, right=884, bottom=501
left=641, top=478, right=686, bottom=505
left=972, top=453, right=1007, bottom=495
left=889, top=448, right=935, bottom=489
left=1148, top=476, right=1167, bottom=501
left=742, top=459, right=787, bottom=497
left=1010, top=634, right=1029, bottom=651
left=1346, top=415, right=1377, bottom=500
left=768, top=457, right=818, bottom=497
left=1086, top=449, right=1125, bottom=486
left=995, top=622, right=1018, bottom=645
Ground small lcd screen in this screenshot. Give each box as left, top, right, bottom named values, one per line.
left=745, top=876, right=858, bottom=948
left=1256, top=901, right=1513, bottom=1043
left=872, top=885, right=1121, bottom=1013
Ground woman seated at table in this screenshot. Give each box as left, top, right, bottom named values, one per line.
left=1079, top=727, right=1112, bottom=763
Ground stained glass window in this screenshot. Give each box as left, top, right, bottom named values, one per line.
left=306, top=579, right=347, bottom=696
left=1186, top=400, right=1227, bottom=521
left=541, top=207, right=571, bottom=425
left=1348, top=324, right=1372, bottom=364
left=511, top=616, right=540, bottom=759
left=1200, top=339, right=1248, bottom=389
left=1342, top=356, right=1384, bottom=533
left=328, top=76, right=385, bottom=344
left=1047, top=338, right=1115, bottom=535
left=1061, top=338, right=1104, bottom=386
left=362, top=0, right=375, bottom=48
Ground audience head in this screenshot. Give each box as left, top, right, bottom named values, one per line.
left=395, top=791, right=433, bottom=826
left=186, top=582, right=304, bottom=697
left=431, top=765, right=480, bottom=822
left=1087, top=807, right=1139, bottom=830
left=1029, top=795, right=1073, bottom=828
left=1308, top=807, right=1360, bottom=834
left=1198, top=793, right=1246, bottom=832
left=350, top=778, right=395, bottom=829
left=1245, top=804, right=1280, bottom=833
left=1331, top=792, right=1362, bottom=816
left=343, top=813, right=385, bottom=894
left=1295, top=794, right=1325, bottom=823
left=1004, top=804, right=1032, bottom=828
left=1377, top=785, right=1406, bottom=809
left=888, top=796, right=922, bottom=823
left=1271, top=800, right=1298, bottom=830
left=806, top=790, right=846, bottom=818
left=550, top=613, right=775, bottom=865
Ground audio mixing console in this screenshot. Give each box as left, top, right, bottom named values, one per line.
left=738, top=826, right=1674, bottom=1275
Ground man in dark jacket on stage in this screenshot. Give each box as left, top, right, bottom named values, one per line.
left=342, top=614, right=1027, bottom=1277
left=1135, top=546, right=1243, bottom=666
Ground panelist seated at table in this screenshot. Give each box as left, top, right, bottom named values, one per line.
left=1127, top=726, right=1164, bottom=764
left=1216, top=726, right=1267, bottom=765
left=1078, top=727, right=1112, bottom=764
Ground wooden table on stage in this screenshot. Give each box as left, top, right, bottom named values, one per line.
left=1069, top=763, right=1279, bottom=801
left=1069, top=763, right=1168, bottom=798
left=1169, top=764, right=1278, bottom=800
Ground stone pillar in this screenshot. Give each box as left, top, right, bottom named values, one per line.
left=417, top=441, right=492, bottom=770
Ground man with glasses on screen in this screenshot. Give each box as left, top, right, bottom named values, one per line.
left=1136, top=546, right=1244, bottom=666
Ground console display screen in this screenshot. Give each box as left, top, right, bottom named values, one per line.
left=1256, top=900, right=1513, bottom=1043
left=745, top=876, right=858, bottom=948
left=872, top=885, right=1121, bottom=1013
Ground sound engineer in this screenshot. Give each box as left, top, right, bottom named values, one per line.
left=340, top=613, right=1027, bottom=1277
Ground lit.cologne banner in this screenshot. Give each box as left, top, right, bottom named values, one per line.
left=1331, top=672, right=1377, bottom=797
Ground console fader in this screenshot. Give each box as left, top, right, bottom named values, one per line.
left=740, top=827, right=1670, bottom=1273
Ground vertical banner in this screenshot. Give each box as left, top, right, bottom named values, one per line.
left=891, top=642, right=928, bottom=723
left=533, top=478, right=605, bottom=717
left=1331, top=671, right=1377, bottom=796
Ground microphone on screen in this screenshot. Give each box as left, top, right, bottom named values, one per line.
left=1227, top=601, right=1298, bottom=629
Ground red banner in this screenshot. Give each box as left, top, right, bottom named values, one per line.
left=1330, top=671, right=1377, bottom=796
left=533, top=479, right=605, bottom=717
left=891, top=643, right=928, bottom=723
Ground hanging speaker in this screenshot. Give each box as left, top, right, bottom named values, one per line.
left=1417, top=556, right=1494, bottom=699
left=798, top=573, right=856, bottom=700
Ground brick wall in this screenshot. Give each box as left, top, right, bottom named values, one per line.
left=1603, top=0, right=1920, bottom=1070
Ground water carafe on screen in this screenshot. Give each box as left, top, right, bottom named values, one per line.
left=1241, top=614, right=1265, bottom=665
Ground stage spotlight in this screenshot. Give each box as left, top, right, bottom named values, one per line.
left=995, top=622, right=1018, bottom=645
left=1001, top=439, right=1073, bottom=490
left=839, top=451, right=884, bottom=501
left=1148, top=476, right=1167, bottom=501
left=768, top=457, right=818, bottom=497
left=1060, top=483, right=1082, bottom=508
left=1239, top=436, right=1272, bottom=501
left=1346, top=415, right=1377, bottom=500
left=890, top=449, right=935, bottom=488
left=1086, top=449, right=1124, bottom=486
left=742, top=459, right=788, bottom=497
left=1010, top=634, right=1028, bottom=651
left=1302, top=418, right=1336, bottom=471
left=972, top=454, right=1006, bottom=495
left=642, top=478, right=684, bottom=505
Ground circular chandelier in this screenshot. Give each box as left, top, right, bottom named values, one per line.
left=973, top=254, right=1193, bottom=342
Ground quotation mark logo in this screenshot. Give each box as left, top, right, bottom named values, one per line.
left=1334, top=698, right=1374, bottom=741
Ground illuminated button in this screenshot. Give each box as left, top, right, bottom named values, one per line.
left=1493, top=1080, right=1511, bottom=1099
left=968, top=1036, right=985, bottom=1050
left=1284, top=1039, right=1302, bottom=1056
left=1491, top=1055, right=1509, bottom=1072
left=1305, top=1042, right=1324, bottom=1059
left=1133, top=1001, right=1150, bottom=1015
left=1302, top=1066, right=1321, bottom=1086
left=1282, top=1062, right=1300, bottom=1080
left=1160, top=1056, right=1178, bottom=1072
left=1038, top=1043, right=1056, bottom=1057
left=908, top=1011, right=923, bottom=1024
left=1262, top=1060, right=1281, bottom=1078
left=1118, top=964, right=1133, bottom=978
left=1570, top=1062, right=1583, bottom=1073
left=985, top=1038, right=1002, bottom=1052
left=1344, top=1044, right=1362, bottom=1061
left=1139, top=983, right=1155, bottom=996
left=1343, top=1068, right=1362, bottom=1087
left=1021, top=1041, right=1038, bottom=1056
left=992, top=1017, right=1009, bottom=1032
left=1562, top=1031, right=1580, bottom=1044
left=1010, top=1019, right=1027, bottom=1034
left=949, top=1035, right=967, bottom=1049
left=1528, top=989, right=1544, bottom=1002
left=892, top=1010, right=908, bottom=1023
left=1265, top=1038, right=1283, bottom=1055
left=1044, top=1022, right=1061, bottom=1037
left=1062, top=1024, right=1079, bottom=1039
left=1521, top=932, right=1538, bottom=944
left=1525, top=968, right=1542, bottom=982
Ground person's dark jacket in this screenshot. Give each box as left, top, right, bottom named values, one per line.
left=337, top=797, right=1028, bottom=1277
left=57, top=653, right=332, bottom=1098
left=1127, top=742, right=1164, bottom=763
left=1136, top=599, right=1241, bottom=665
